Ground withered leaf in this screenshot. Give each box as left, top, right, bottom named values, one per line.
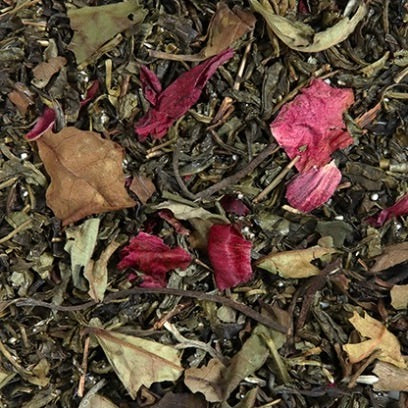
left=343, top=311, right=406, bottom=368
left=184, top=325, right=270, bottom=402
left=151, top=392, right=207, bottom=408
left=32, top=56, right=67, bottom=88
left=372, top=362, right=408, bottom=391
left=370, top=242, right=408, bottom=273
left=68, top=0, right=147, bottom=65
left=390, top=284, right=408, bottom=310
left=37, top=127, right=135, bottom=226
left=250, top=0, right=366, bottom=53
left=256, top=246, right=337, bottom=278
left=90, top=327, right=183, bottom=399
left=151, top=2, right=255, bottom=61
left=129, top=174, right=156, bottom=204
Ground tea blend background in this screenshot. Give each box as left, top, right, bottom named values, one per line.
left=1, top=0, right=408, bottom=407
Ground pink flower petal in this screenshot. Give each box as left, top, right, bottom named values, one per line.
left=286, top=162, right=342, bottom=212
left=208, top=224, right=252, bottom=290
left=135, top=49, right=234, bottom=141
left=366, top=193, right=408, bottom=227
left=140, top=66, right=162, bottom=106
left=118, top=232, right=191, bottom=287
left=24, top=107, right=56, bottom=141
left=270, top=79, right=354, bottom=172
left=220, top=195, right=250, bottom=216
left=80, top=80, right=99, bottom=108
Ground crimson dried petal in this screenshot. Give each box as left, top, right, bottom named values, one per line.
left=270, top=79, right=354, bottom=172
left=286, top=162, right=342, bottom=212
left=118, top=232, right=191, bottom=287
left=220, top=195, right=250, bottom=216
left=80, top=80, right=99, bottom=108
left=24, top=107, right=55, bottom=141
left=367, top=193, right=408, bottom=227
left=208, top=224, right=252, bottom=290
left=135, top=49, right=234, bottom=141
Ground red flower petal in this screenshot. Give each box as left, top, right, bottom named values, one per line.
left=140, top=66, right=162, bottom=106
left=135, top=49, right=234, bottom=141
left=208, top=224, right=252, bottom=290
left=366, top=193, right=408, bottom=227
left=158, top=210, right=190, bottom=236
left=270, top=79, right=354, bottom=172
left=118, top=232, right=191, bottom=287
left=80, top=80, right=99, bottom=108
left=220, top=195, right=250, bottom=216
left=24, top=107, right=55, bottom=141
left=286, top=162, right=342, bottom=212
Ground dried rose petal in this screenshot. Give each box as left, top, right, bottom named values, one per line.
left=286, top=162, right=342, bottom=212
left=270, top=79, right=354, bottom=172
left=135, top=49, right=234, bottom=141
left=140, top=66, right=162, bottom=106
left=117, top=232, right=191, bottom=287
left=208, top=224, right=252, bottom=290
left=158, top=210, right=190, bottom=236
left=24, top=107, right=55, bottom=141
left=80, top=80, right=99, bottom=108
left=367, top=193, right=408, bottom=227
left=220, top=195, right=250, bottom=216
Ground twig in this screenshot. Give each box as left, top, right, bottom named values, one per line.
left=0, top=219, right=32, bottom=245
left=196, top=144, right=279, bottom=199
left=78, top=336, right=90, bottom=398
left=172, top=144, right=197, bottom=200
left=15, top=287, right=287, bottom=333
left=253, top=155, right=300, bottom=203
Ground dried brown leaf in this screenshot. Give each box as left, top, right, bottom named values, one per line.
left=129, top=174, right=156, bottom=204
left=8, top=88, right=33, bottom=115
left=390, top=284, right=408, bottom=310
left=37, top=127, right=135, bottom=225
left=343, top=311, right=406, bottom=368
left=370, top=242, right=408, bottom=273
left=373, top=361, right=408, bottom=391
left=32, top=56, right=67, bottom=88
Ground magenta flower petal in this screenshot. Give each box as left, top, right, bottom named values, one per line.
left=135, top=49, right=234, bottom=141
left=118, top=232, right=191, bottom=287
left=270, top=79, right=354, bottom=172
left=286, top=162, right=342, bottom=212
left=366, top=193, right=408, bottom=227
left=220, top=195, right=250, bottom=216
left=24, top=107, right=56, bottom=141
left=208, top=224, right=252, bottom=290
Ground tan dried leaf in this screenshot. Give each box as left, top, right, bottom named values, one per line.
left=250, top=0, right=366, bottom=53
left=8, top=89, right=33, bottom=115
left=343, top=311, right=406, bottom=368
left=91, top=327, right=183, bottom=399
left=87, top=394, right=119, bottom=408
left=37, top=127, right=135, bottom=225
left=129, top=174, right=156, bottom=204
left=32, top=56, right=67, bottom=88
left=390, top=284, right=408, bottom=310
left=372, top=362, right=408, bottom=391
left=370, top=242, right=408, bottom=273
left=256, top=246, right=337, bottom=278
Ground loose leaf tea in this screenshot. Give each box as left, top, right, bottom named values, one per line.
left=24, top=107, right=55, bottom=141
left=37, top=127, right=135, bottom=225
left=367, top=193, right=408, bottom=227
left=135, top=49, right=234, bottom=141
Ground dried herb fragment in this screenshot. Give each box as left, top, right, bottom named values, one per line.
left=24, top=107, right=55, bottom=141
left=220, top=195, right=250, bottom=216
left=285, top=162, right=342, bottom=212
left=36, top=127, right=135, bottom=225
left=117, top=232, right=192, bottom=287
left=366, top=193, right=408, bottom=227
left=135, top=49, right=234, bottom=141
left=208, top=224, right=252, bottom=290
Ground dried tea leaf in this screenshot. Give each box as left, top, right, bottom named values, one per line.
left=0, top=369, right=15, bottom=390
left=129, top=174, right=156, bottom=204
left=390, top=285, right=408, bottom=310
left=37, top=127, right=135, bottom=225
left=32, top=56, right=67, bottom=88
left=285, top=162, right=342, bottom=212
left=250, top=0, right=367, bottom=53
left=8, top=87, right=34, bottom=115
left=87, top=394, right=119, bottom=408
left=343, top=311, right=406, bottom=368
left=220, top=388, right=258, bottom=408
left=370, top=242, right=408, bottom=273
left=151, top=392, right=207, bottom=408
left=68, top=1, right=147, bottom=65
left=84, top=240, right=122, bottom=302
left=208, top=224, right=253, bottom=290
left=65, top=218, right=100, bottom=290
left=184, top=325, right=270, bottom=402
left=372, top=362, right=408, bottom=391
left=152, top=2, right=255, bottom=61
left=220, top=195, right=250, bottom=216
left=367, top=193, right=408, bottom=227
left=256, top=245, right=336, bottom=278
left=91, top=327, right=183, bottom=399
